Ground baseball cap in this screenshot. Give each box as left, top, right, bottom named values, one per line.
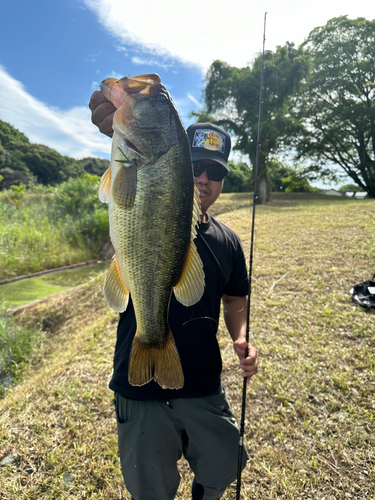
left=186, top=123, right=231, bottom=171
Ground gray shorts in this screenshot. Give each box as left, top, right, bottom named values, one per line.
left=114, top=388, right=247, bottom=500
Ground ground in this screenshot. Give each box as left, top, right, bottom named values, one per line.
left=0, top=193, right=374, bottom=499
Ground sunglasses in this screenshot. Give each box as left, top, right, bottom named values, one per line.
left=193, top=161, right=227, bottom=182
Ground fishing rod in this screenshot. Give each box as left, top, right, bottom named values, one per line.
left=236, top=12, right=267, bottom=500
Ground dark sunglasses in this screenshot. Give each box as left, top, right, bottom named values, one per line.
left=193, top=161, right=227, bottom=182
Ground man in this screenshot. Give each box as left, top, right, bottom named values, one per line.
left=89, top=90, right=258, bottom=500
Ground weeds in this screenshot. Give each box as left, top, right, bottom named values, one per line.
left=0, top=308, right=41, bottom=398
left=0, top=176, right=109, bottom=280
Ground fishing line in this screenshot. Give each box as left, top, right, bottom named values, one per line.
left=236, top=12, right=267, bottom=500
left=182, top=316, right=218, bottom=327
left=197, top=230, right=228, bottom=280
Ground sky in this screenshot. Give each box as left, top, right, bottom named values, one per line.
left=0, top=0, right=374, bottom=185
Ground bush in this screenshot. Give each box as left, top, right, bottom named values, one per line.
left=268, top=159, right=296, bottom=191
left=338, top=183, right=361, bottom=194
left=282, top=174, right=318, bottom=193
left=0, top=175, right=109, bottom=279
left=222, top=161, right=252, bottom=192
left=53, top=174, right=109, bottom=250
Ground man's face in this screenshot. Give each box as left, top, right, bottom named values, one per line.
left=193, top=160, right=226, bottom=215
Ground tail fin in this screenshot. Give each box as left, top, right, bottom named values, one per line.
left=128, top=331, right=184, bottom=390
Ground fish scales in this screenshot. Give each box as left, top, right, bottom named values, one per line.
left=111, top=150, right=192, bottom=343
left=99, top=74, right=205, bottom=390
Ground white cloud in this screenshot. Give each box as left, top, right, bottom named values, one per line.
left=82, top=0, right=375, bottom=70
left=131, top=56, right=173, bottom=70
left=187, top=94, right=201, bottom=108
left=0, top=65, right=111, bottom=159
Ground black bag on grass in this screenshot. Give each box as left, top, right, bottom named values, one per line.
left=350, top=274, right=375, bottom=308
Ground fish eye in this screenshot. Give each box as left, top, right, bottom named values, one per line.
left=155, top=93, right=168, bottom=102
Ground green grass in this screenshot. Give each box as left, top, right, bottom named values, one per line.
left=0, top=192, right=374, bottom=499
left=0, top=177, right=109, bottom=281
left=0, top=310, right=41, bottom=399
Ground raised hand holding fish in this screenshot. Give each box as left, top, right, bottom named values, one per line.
left=89, top=90, right=115, bottom=137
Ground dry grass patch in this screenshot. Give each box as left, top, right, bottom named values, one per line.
left=0, top=193, right=374, bottom=499
left=0, top=277, right=126, bottom=499
left=218, top=194, right=374, bottom=499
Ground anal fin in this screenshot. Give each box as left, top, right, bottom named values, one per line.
left=128, top=331, right=184, bottom=389
left=112, top=161, right=137, bottom=209
left=103, top=255, right=130, bottom=312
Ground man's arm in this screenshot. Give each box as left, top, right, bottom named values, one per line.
left=222, top=294, right=258, bottom=382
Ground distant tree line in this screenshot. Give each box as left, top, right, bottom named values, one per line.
left=193, top=16, right=375, bottom=199
left=0, top=120, right=109, bottom=190
left=0, top=118, right=317, bottom=195
left=223, top=159, right=318, bottom=193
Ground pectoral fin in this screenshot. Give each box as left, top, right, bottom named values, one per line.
left=98, top=167, right=111, bottom=204
left=103, top=255, right=130, bottom=312
left=112, top=161, right=137, bottom=209
left=173, top=185, right=205, bottom=306
left=173, top=241, right=205, bottom=306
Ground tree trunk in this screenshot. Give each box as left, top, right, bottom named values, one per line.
left=257, top=171, right=271, bottom=204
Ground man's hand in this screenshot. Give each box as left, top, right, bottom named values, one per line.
left=89, top=90, right=116, bottom=138
left=233, top=339, right=258, bottom=383
left=222, top=294, right=258, bottom=382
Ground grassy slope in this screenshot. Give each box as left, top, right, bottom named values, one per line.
left=0, top=193, right=374, bottom=499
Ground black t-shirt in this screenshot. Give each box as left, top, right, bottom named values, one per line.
left=109, top=214, right=248, bottom=400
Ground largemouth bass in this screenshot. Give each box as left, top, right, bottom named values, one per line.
left=98, top=74, right=205, bottom=390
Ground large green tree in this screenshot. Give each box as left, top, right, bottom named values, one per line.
left=193, top=43, right=307, bottom=201
left=293, top=16, right=375, bottom=197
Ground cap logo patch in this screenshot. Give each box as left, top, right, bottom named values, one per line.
left=192, top=129, right=225, bottom=153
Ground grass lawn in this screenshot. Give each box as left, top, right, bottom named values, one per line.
left=0, top=192, right=374, bottom=499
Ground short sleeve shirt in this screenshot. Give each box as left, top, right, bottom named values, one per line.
left=109, top=214, right=248, bottom=400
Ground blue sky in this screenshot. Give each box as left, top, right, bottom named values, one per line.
left=0, top=0, right=374, bottom=175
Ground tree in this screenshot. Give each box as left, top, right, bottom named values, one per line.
left=281, top=174, right=317, bottom=193
left=0, top=167, right=30, bottom=189
left=293, top=16, right=375, bottom=198
left=193, top=44, right=307, bottom=202
left=267, top=158, right=296, bottom=191
left=338, top=183, right=361, bottom=194
left=77, top=157, right=110, bottom=176
left=0, top=119, right=29, bottom=148
left=0, top=120, right=111, bottom=188
left=222, top=161, right=252, bottom=193
left=18, top=143, right=81, bottom=185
